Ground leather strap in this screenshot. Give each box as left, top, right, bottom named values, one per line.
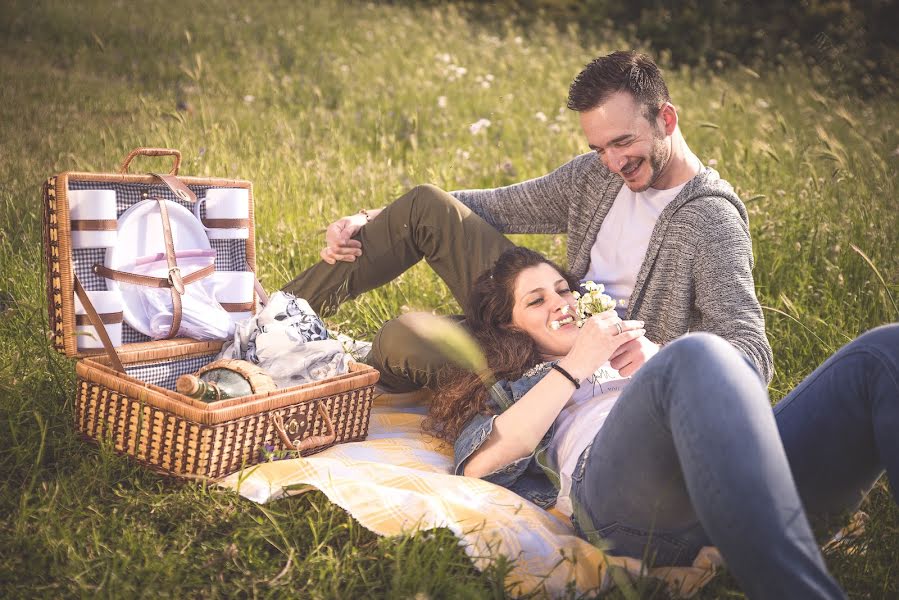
left=150, top=172, right=197, bottom=204
left=202, top=218, right=250, bottom=229
left=70, top=219, right=117, bottom=231
left=219, top=301, right=255, bottom=312
left=252, top=271, right=269, bottom=307
left=75, top=312, right=123, bottom=325
left=93, top=262, right=214, bottom=289
left=155, top=198, right=183, bottom=338
left=73, top=277, right=126, bottom=372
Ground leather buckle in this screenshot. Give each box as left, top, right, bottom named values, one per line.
left=284, top=413, right=309, bottom=441
left=168, top=266, right=185, bottom=295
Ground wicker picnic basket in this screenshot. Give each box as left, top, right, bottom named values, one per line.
left=43, top=147, right=379, bottom=479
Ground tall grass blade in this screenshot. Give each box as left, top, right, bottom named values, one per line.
left=850, top=243, right=899, bottom=319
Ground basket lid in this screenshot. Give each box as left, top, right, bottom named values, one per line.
left=43, top=148, right=259, bottom=359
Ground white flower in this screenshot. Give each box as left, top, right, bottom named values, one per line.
left=571, top=281, right=616, bottom=323
left=534, top=111, right=547, bottom=122
left=514, top=36, right=523, bottom=45
left=756, top=99, right=770, bottom=109
left=548, top=123, right=561, bottom=133
left=437, top=96, right=448, bottom=109
left=708, top=158, right=718, bottom=167
left=436, top=53, right=452, bottom=63
left=243, top=95, right=255, bottom=103
left=469, top=118, right=491, bottom=135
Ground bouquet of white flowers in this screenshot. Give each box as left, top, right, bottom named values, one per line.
left=550, top=281, right=617, bottom=330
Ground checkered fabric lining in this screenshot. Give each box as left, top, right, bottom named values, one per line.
left=67, top=180, right=250, bottom=344
left=126, top=353, right=218, bottom=391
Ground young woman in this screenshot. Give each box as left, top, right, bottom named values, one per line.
left=425, top=247, right=899, bottom=600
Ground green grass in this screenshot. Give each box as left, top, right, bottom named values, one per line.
left=1, top=1, right=897, bottom=597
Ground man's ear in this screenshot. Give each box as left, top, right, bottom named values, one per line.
left=658, top=102, right=677, bottom=136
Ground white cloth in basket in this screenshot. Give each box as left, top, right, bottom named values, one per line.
left=127, top=252, right=234, bottom=340
left=218, top=291, right=351, bottom=387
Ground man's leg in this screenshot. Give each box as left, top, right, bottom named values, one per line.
left=571, top=334, right=845, bottom=599
left=282, top=184, right=514, bottom=316
left=363, top=314, right=466, bottom=392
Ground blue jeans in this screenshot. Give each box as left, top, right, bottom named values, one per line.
left=570, top=325, right=899, bottom=600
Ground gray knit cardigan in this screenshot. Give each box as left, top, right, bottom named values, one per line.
left=452, top=152, right=773, bottom=383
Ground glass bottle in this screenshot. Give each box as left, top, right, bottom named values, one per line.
left=175, top=359, right=275, bottom=403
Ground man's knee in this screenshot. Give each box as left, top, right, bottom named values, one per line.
left=395, top=184, right=464, bottom=224
left=367, top=313, right=450, bottom=391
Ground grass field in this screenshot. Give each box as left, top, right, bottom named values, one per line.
left=1, top=1, right=897, bottom=597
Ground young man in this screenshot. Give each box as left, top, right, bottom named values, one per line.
left=283, top=51, right=773, bottom=391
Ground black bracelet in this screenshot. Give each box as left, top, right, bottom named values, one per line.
left=551, top=363, right=580, bottom=389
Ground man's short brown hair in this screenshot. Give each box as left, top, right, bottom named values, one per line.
left=567, top=51, right=671, bottom=119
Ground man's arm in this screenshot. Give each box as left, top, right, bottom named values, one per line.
left=451, top=153, right=597, bottom=234
left=692, top=199, right=774, bottom=383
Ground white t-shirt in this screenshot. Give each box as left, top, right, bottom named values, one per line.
left=548, top=362, right=630, bottom=516
left=583, top=182, right=687, bottom=314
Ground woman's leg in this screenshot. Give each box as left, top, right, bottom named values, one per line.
left=775, top=324, right=899, bottom=524
left=571, top=333, right=845, bottom=599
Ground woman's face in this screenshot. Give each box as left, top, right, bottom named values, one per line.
left=510, top=263, right=578, bottom=359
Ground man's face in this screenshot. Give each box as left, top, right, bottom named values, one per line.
left=578, top=91, right=672, bottom=192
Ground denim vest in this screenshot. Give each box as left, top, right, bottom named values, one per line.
left=453, top=362, right=567, bottom=509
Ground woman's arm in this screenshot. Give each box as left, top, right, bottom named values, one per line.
left=463, top=314, right=645, bottom=478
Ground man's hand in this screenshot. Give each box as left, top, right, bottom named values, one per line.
left=609, top=336, right=660, bottom=377
left=320, top=209, right=382, bottom=264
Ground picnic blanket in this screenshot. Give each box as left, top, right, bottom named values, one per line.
left=217, top=390, right=722, bottom=597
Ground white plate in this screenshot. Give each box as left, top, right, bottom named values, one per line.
left=105, top=200, right=212, bottom=336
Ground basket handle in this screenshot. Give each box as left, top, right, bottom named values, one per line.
left=272, top=402, right=337, bottom=454
left=119, top=147, right=182, bottom=175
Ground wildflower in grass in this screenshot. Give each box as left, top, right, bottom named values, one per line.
left=708, top=158, right=718, bottom=167
left=469, top=118, right=491, bottom=135
left=446, top=64, right=467, bottom=81
left=756, top=98, right=770, bottom=109
left=548, top=123, right=561, bottom=134
left=455, top=148, right=471, bottom=160
left=243, top=94, right=255, bottom=103
left=535, top=111, right=547, bottom=122
left=437, top=95, right=448, bottom=109
left=514, top=36, right=523, bottom=44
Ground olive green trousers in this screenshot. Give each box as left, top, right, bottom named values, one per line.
left=282, top=184, right=514, bottom=392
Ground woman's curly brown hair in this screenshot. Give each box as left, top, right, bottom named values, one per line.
left=423, top=247, right=579, bottom=442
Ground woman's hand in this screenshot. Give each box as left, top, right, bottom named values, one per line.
left=558, top=310, right=645, bottom=380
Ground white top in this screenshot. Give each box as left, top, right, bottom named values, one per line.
left=548, top=362, right=631, bottom=516
left=583, top=182, right=687, bottom=314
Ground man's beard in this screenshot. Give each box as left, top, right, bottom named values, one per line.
left=635, top=131, right=670, bottom=192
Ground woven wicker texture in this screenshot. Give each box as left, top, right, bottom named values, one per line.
left=46, top=155, right=378, bottom=480
left=75, top=367, right=375, bottom=479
